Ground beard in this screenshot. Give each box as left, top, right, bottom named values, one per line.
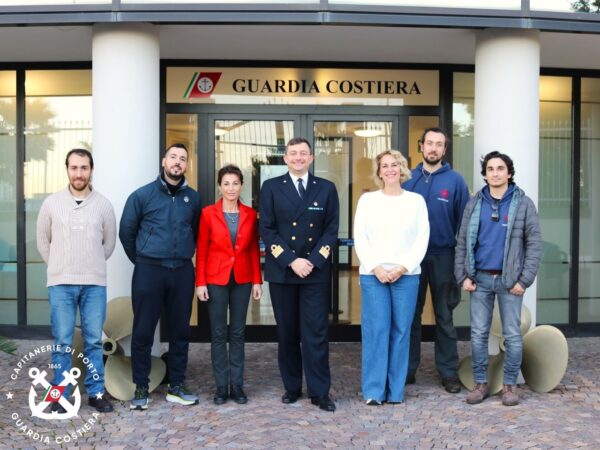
left=424, top=154, right=443, bottom=166
left=165, top=167, right=184, bottom=181
left=70, top=178, right=90, bottom=192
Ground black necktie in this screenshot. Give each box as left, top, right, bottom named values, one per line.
left=297, top=178, right=305, bottom=199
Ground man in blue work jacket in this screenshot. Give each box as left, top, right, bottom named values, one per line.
left=259, top=137, right=339, bottom=412
left=403, top=127, right=470, bottom=393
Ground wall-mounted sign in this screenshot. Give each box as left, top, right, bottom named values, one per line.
left=167, top=67, right=439, bottom=106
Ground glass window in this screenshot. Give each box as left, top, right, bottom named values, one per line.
left=0, top=71, right=17, bottom=325
left=214, top=119, right=294, bottom=325
left=579, top=78, right=600, bottom=323
left=25, top=70, right=92, bottom=325
left=166, top=114, right=198, bottom=192
left=166, top=114, right=199, bottom=326
left=314, top=120, right=393, bottom=325
left=330, top=0, right=520, bottom=8
left=537, top=76, right=572, bottom=325
left=452, top=72, right=475, bottom=192
left=531, top=0, right=579, bottom=13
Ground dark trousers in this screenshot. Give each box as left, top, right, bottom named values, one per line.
left=206, top=275, right=251, bottom=388
left=408, top=253, right=461, bottom=379
left=269, top=282, right=331, bottom=398
left=131, top=261, right=194, bottom=387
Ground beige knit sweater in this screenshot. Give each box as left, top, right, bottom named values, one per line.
left=36, top=186, right=117, bottom=287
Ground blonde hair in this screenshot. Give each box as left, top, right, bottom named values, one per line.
left=373, top=150, right=412, bottom=188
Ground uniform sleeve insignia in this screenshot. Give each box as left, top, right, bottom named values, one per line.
left=319, top=245, right=331, bottom=259
left=271, top=244, right=284, bottom=258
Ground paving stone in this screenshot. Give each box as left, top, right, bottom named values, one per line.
left=1, top=338, right=600, bottom=449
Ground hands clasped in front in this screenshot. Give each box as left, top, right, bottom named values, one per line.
left=372, top=265, right=407, bottom=284
left=290, top=258, right=314, bottom=278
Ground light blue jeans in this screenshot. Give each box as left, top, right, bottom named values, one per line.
left=360, top=274, right=419, bottom=403
left=48, top=285, right=107, bottom=396
left=470, top=271, right=523, bottom=385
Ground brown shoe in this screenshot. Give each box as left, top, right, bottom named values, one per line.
left=502, top=384, right=519, bottom=406
left=466, top=383, right=489, bottom=404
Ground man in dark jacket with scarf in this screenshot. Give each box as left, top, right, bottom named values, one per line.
left=120, top=143, right=201, bottom=411
left=403, top=127, right=470, bottom=393
left=455, top=151, right=542, bottom=407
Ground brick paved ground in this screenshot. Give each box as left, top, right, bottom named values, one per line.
left=1, top=337, right=599, bottom=449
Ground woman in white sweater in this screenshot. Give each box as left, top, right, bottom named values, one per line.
left=354, top=150, right=430, bottom=405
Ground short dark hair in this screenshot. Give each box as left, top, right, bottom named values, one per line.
left=419, top=127, right=450, bottom=149
left=217, top=164, right=243, bottom=185
left=480, top=151, right=516, bottom=184
left=65, top=148, right=93, bottom=169
left=285, top=137, right=312, bottom=154
left=165, top=143, right=188, bottom=156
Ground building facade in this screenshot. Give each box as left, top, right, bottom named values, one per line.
left=1, top=0, right=599, bottom=340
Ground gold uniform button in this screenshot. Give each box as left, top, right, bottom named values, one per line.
left=309, top=223, right=314, bottom=228
left=292, top=222, right=297, bottom=227
left=291, top=236, right=296, bottom=240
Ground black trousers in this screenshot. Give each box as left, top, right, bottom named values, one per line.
left=408, top=253, right=461, bottom=379
left=206, top=275, right=252, bottom=389
left=269, top=282, right=331, bottom=398
left=131, top=261, right=194, bottom=387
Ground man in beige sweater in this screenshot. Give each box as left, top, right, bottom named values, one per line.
left=36, top=148, right=117, bottom=414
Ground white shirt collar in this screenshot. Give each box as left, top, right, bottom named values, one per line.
left=289, top=172, right=309, bottom=186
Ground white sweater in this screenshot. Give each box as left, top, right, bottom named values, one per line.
left=353, top=189, right=430, bottom=276
left=36, top=187, right=117, bottom=287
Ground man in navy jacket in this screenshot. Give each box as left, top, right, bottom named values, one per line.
left=259, top=137, right=339, bottom=412
left=403, top=127, right=470, bottom=393
left=120, top=143, right=201, bottom=411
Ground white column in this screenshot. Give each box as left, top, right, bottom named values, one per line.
left=474, top=29, right=541, bottom=325
left=92, top=24, right=160, bottom=301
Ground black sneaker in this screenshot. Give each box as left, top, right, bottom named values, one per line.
left=130, top=385, right=149, bottom=410
left=442, top=377, right=462, bottom=394
left=230, top=386, right=247, bottom=404
left=88, top=393, right=114, bottom=413
left=213, top=386, right=228, bottom=405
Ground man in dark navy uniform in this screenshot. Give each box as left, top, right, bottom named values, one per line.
left=259, top=137, right=339, bottom=412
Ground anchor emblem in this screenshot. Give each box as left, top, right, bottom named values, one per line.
left=28, top=367, right=81, bottom=420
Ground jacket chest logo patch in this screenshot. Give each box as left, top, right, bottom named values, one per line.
left=184, top=196, right=189, bottom=203
left=440, top=189, right=449, bottom=199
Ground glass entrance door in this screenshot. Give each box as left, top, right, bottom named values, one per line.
left=311, top=119, right=395, bottom=325
left=166, top=112, right=404, bottom=340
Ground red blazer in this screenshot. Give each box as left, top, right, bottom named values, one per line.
left=195, top=199, right=262, bottom=286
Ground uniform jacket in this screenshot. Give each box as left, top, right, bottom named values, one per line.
left=195, top=199, right=262, bottom=286
left=119, top=175, right=201, bottom=268
left=454, top=185, right=542, bottom=290
left=402, top=162, right=470, bottom=255
left=259, top=172, right=339, bottom=284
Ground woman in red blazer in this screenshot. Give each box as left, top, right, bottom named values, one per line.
left=196, top=164, right=262, bottom=405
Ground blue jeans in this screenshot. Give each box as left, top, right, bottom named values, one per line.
left=360, top=274, right=419, bottom=403
left=48, top=285, right=107, bottom=396
left=470, top=271, right=523, bottom=385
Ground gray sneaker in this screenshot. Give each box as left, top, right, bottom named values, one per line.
left=502, top=384, right=519, bottom=406
left=130, top=385, right=149, bottom=410
left=166, top=384, right=199, bottom=406
left=466, top=383, right=489, bottom=405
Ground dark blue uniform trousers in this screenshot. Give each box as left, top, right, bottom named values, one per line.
left=269, top=282, right=331, bottom=398
left=408, top=253, right=461, bottom=379
left=131, top=261, right=194, bottom=387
